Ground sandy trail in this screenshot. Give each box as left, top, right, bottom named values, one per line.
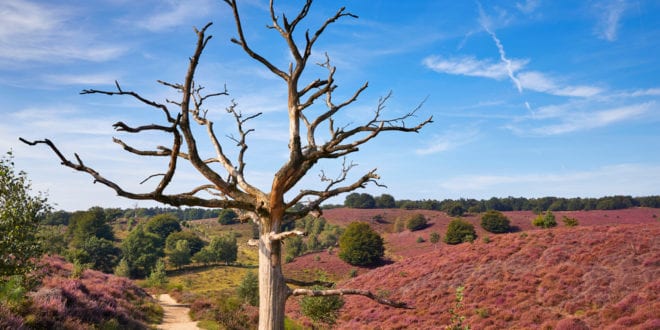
left=155, top=294, right=200, bottom=330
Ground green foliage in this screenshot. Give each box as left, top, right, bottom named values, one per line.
left=532, top=211, right=557, bottom=228
left=0, top=275, right=27, bottom=309
left=444, top=219, right=477, bottom=245
left=144, top=213, right=181, bottom=243
left=114, top=258, right=131, bottom=277
left=338, top=222, right=384, bottom=266
left=285, top=216, right=342, bottom=262
left=193, top=234, right=238, bottom=265
left=237, top=271, right=259, bottom=306
left=0, top=152, right=50, bottom=277
left=36, top=225, right=68, bottom=256
left=146, top=259, right=168, bottom=288
left=562, top=216, right=579, bottom=227
left=300, top=286, right=345, bottom=326
left=121, top=224, right=163, bottom=278
left=67, top=207, right=115, bottom=248
left=446, top=286, right=470, bottom=330
left=374, top=194, right=396, bottom=208
left=416, top=236, right=425, bottom=243
left=164, top=231, right=206, bottom=255
left=70, top=236, right=122, bottom=273
left=446, top=202, right=465, bottom=217
left=42, top=210, right=70, bottom=226
left=344, top=192, right=376, bottom=209
left=429, top=232, right=441, bottom=245
left=167, top=240, right=192, bottom=269
left=480, top=210, right=511, bottom=233
left=406, top=213, right=428, bottom=231
left=218, top=209, right=238, bottom=225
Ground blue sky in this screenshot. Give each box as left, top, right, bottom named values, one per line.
left=1, top=0, right=659, bottom=211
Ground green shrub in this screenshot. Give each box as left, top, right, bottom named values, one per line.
left=416, top=236, right=425, bottom=243
left=444, top=218, right=476, bottom=245
left=480, top=210, right=510, bottom=233
left=406, top=214, right=428, bottom=231
left=532, top=211, right=557, bottom=228
left=562, top=216, right=579, bottom=227
left=218, top=209, right=238, bottom=225
left=446, top=202, right=465, bottom=217
left=300, top=286, right=344, bottom=326
left=338, top=222, right=384, bottom=266
left=237, top=271, right=258, bottom=306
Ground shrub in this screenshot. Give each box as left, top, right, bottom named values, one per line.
left=416, top=236, right=425, bottom=243
left=237, top=271, right=259, bottom=306
left=446, top=202, right=465, bottom=217
left=406, top=214, right=428, bottom=231
left=562, top=216, right=579, bottom=227
left=300, top=286, right=344, bottom=326
left=444, top=218, right=476, bottom=245
left=339, top=222, right=384, bottom=266
left=480, top=210, right=510, bottom=233
left=165, top=231, right=206, bottom=255
left=532, top=211, right=557, bottom=228
left=218, top=209, right=238, bottom=225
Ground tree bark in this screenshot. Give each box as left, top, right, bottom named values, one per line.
left=258, top=217, right=288, bottom=330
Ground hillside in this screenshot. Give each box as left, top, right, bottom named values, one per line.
left=325, top=223, right=660, bottom=329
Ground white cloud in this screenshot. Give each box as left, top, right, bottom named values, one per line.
left=509, top=101, right=654, bottom=135
left=518, top=71, right=603, bottom=97
left=138, top=0, right=215, bottom=31
left=423, top=55, right=527, bottom=80
left=594, top=0, right=627, bottom=41
left=416, top=127, right=479, bottom=155
left=0, top=0, right=126, bottom=63
left=40, top=73, right=120, bottom=86
left=516, top=0, right=541, bottom=14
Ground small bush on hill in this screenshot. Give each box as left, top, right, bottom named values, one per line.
left=339, top=222, right=384, bottom=266
left=237, top=271, right=259, bottom=306
left=300, top=286, right=345, bottom=326
left=562, top=216, right=579, bottom=227
left=532, top=211, right=557, bottom=228
left=406, top=214, right=428, bottom=231
left=218, top=209, right=238, bottom=225
left=480, top=210, right=511, bottom=233
left=444, top=218, right=476, bottom=245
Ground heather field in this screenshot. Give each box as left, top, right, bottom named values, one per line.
left=1, top=256, right=162, bottom=329
left=284, top=208, right=660, bottom=329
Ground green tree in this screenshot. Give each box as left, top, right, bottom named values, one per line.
left=344, top=193, right=376, bottom=209
left=375, top=194, right=396, bottom=208
left=406, top=213, right=428, bottom=231
left=445, top=202, right=465, bottom=217
left=429, top=232, right=440, bottom=248
left=144, top=213, right=181, bottom=244
left=532, top=211, right=557, bottom=228
left=0, top=152, right=50, bottom=276
left=444, top=219, right=476, bottom=245
left=71, top=236, right=122, bottom=273
left=146, top=259, right=168, bottom=288
left=167, top=239, right=192, bottom=269
left=237, top=271, right=259, bottom=306
left=165, top=231, right=206, bottom=255
left=67, top=207, right=114, bottom=248
left=218, top=209, right=238, bottom=225
left=121, top=224, right=163, bottom=278
left=194, top=235, right=238, bottom=265
left=300, top=285, right=345, bottom=326
left=339, top=222, right=384, bottom=266
left=480, top=210, right=510, bottom=233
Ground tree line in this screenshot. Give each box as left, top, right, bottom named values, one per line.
left=339, top=193, right=660, bottom=213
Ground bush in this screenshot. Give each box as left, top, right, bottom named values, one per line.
left=416, top=236, right=425, bottom=243
left=406, top=214, right=428, bottom=231
left=218, top=209, right=238, bottom=225
left=338, top=222, right=384, bottom=266
left=444, top=218, right=476, bottom=245
left=237, top=271, right=259, bottom=306
left=562, top=216, right=579, bottom=227
left=532, top=211, right=557, bottom=228
left=446, top=202, right=465, bottom=217
left=480, top=210, right=511, bottom=233
left=300, top=286, right=344, bottom=326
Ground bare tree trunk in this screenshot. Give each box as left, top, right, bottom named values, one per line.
left=258, top=218, right=287, bottom=330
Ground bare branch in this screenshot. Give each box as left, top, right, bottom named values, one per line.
left=285, top=278, right=333, bottom=288
left=290, top=288, right=412, bottom=309
left=269, top=230, right=306, bottom=242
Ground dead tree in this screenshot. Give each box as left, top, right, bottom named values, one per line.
left=21, top=1, right=432, bottom=329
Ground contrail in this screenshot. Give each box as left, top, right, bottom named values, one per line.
left=477, top=2, right=523, bottom=93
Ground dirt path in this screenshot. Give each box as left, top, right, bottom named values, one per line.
left=155, top=294, right=200, bottom=330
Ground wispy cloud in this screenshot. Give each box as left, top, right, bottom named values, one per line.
left=138, top=0, right=215, bottom=31
left=40, top=73, right=120, bottom=86
left=423, top=55, right=527, bottom=80
left=517, top=71, right=603, bottom=97
left=594, top=0, right=627, bottom=41
left=516, top=0, right=541, bottom=14
left=507, top=101, right=654, bottom=135
left=416, top=127, right=479, bottom=155
left=0, top=0, right=126, bottom=64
